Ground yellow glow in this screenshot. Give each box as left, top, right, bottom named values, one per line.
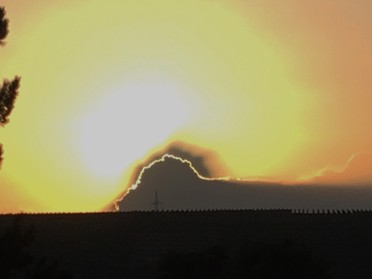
left=1, top=0, right=370, bottom=212
left=0, top=0, right=307, bottom=212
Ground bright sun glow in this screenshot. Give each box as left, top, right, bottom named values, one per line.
left=75, top=76, right=191, bottom=181
left=0, top=0, right=307, bottom=212
left=2, top=0, right=370, bottom=213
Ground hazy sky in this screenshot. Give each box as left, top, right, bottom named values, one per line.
left=1, top=0, right=372, bottom=212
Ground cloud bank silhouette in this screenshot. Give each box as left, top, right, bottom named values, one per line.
left=117, top=151, right=372, bottom=211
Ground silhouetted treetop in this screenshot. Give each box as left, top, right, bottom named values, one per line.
left=0, top=7, right=9, bottom=46
left=0, top=77, right=20, bottom=126
left=0, top=6, right=21, bottom=166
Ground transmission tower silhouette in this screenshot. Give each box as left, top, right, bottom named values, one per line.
left=151, top=190, right=163, bottom=211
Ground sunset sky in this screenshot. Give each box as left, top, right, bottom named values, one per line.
left=1, top=0, right=372, bottom=213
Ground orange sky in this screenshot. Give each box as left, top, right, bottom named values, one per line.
left=0, top=0, right=372, bottom=213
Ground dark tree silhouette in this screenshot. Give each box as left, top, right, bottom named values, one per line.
left=0, top=77, right=20, bottom=126
left=234, top=240, right=331, bottom=279
left=0, top=7, right=9, bottom=46
left=0, top=6, right=21, bottom=165
left=0, top=216, right=34, bottom=278
left=0, top=216, right=74, bottom=279
left=158, top=246, right=229, bottom=279
left=157, top=240, right=331, bottom=279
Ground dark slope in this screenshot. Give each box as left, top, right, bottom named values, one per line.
left=0, top=211, right=372, bottom=278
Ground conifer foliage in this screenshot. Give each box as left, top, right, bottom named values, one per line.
left=0, top=7, right=21, bottom=165
left=0, top=7, right=9, bottom=46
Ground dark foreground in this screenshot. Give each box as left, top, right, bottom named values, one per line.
left=0, top=210, right=372, bottom=278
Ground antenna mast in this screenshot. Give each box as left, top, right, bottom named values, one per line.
left=151, top=190, right=163, bottom=211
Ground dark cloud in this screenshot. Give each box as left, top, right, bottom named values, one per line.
left=118, top=155, right=372, bottom=211
left=165, top=141, right=214, bottom=177
left=125, top=141, right=227, bottom=189
left=158, top=140, right=228, bottom=177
